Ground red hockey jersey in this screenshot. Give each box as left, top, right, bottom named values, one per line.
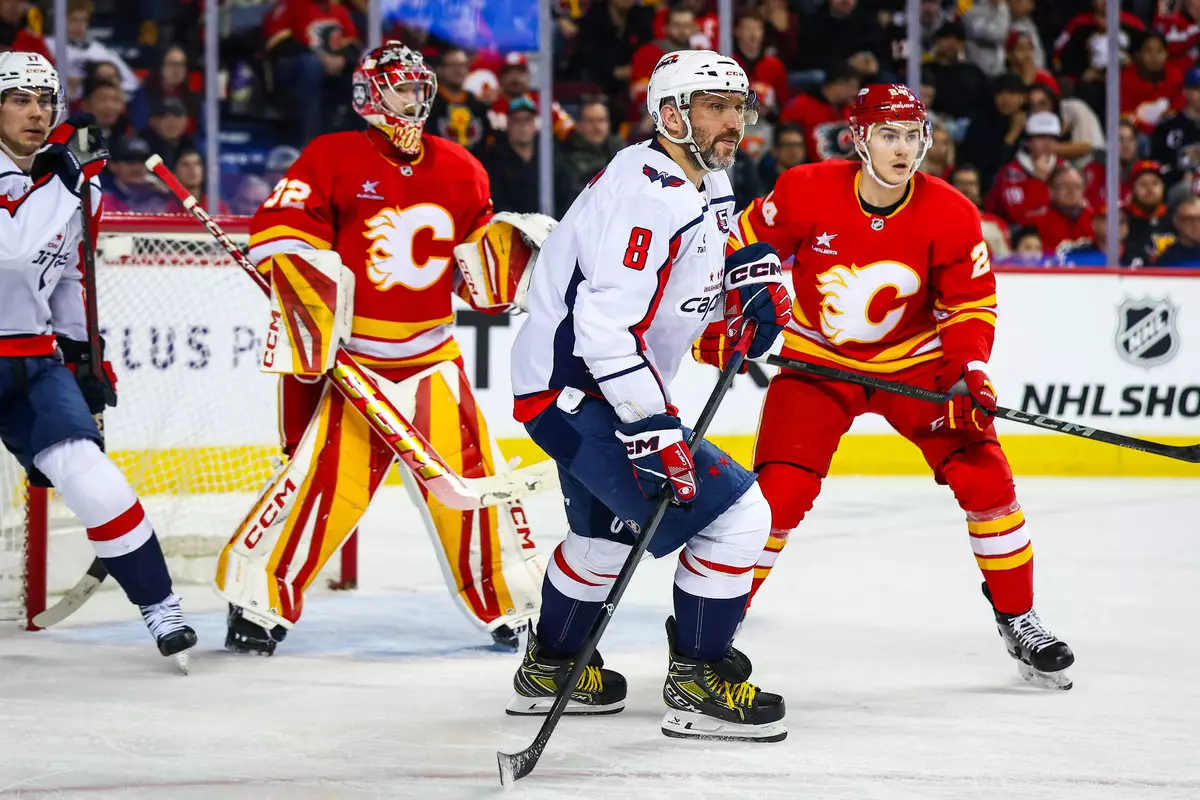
left=985, top=154, right=1061, bottom=226
left=248, top=128, right=492, bottom=371
left=733, top=160, right=996, bottom=374
left=778, top=93, right=854, bottom=162
left=263, top=0, right=358, bottom=53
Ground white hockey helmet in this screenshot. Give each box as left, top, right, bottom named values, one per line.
left=0, top=52, right=64, bottom=127
left=646, top=49, right=758, bottom=172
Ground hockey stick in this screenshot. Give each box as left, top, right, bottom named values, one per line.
left=144, top=154, right=558, bottom=509
left=759, top=353, right=1200, bottom=464
left=32, top=148, right=117, bottom=629
left=496, top=329, right=755, bottom=786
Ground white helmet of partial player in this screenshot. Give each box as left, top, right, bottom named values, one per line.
left=0, top=51, right=64, bottom=127
left=646, top=49, right=758, bottom=173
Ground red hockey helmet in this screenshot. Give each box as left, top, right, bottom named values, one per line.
left=850, top=83, right=932, bottom=188
left=352, top=41, right=437, bottom=156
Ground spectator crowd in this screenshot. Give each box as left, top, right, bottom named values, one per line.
left=6, top=0, right=1200, bottom=266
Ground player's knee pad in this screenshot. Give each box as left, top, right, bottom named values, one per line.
left=941, top=442, right=1016, bottom=512
left=755, top=461, right=823, bottom=530
left=33, top=438, right=153, bottom=557
left=675, top=482, right=771, bottom=600
left=546, top=530, right=630, bottom=602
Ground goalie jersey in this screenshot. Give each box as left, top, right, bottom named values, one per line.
left=0, top=149, right=101, bottom=356
left=248, top=127, right=493, bottom=370
left=512, top=140, right=735, bottom=423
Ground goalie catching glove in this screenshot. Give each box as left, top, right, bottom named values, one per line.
left=453, top=211, right=556, bottom=312
left=259, top=250, right=356, bottom=378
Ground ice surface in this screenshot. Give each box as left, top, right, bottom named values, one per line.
left=1, top=477, right=1198, bottom=799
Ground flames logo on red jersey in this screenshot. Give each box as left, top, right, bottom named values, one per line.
left=816, top=261, right=922, bottom=345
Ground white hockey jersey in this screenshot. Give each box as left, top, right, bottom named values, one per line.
left=0, top=149, right=100, bottom=356
left=512, top=139, right=735, bottom=423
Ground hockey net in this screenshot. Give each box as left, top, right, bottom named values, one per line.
left=0, top=214, right=353, bottom=628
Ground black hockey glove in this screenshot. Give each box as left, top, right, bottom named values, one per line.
left=33, top=114, right=109, bottom=193
left=31, top=141, right=85, bottom=191
left=57, top=336, right=118, bottom=414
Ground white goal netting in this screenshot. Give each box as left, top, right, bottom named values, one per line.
left=0, top=214, right=286, bottom=623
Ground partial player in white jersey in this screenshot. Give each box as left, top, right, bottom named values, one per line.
left=507, top=50, right=794, bottom=741
left=0, top=53, right=195, bottom=664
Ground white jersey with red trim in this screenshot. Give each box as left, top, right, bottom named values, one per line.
left=511, top=140, right=734, bottom=423
left=0, top=149, right=98, bottom=354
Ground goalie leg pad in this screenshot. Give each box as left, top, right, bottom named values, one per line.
left=214, top=381, right=394, bottom=627
left=379, top=359, right=545, bottom=633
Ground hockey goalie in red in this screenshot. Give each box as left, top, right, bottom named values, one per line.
left=213, top=42, right=549, bottom=655
left=707, top=84, right=1075, bottom=689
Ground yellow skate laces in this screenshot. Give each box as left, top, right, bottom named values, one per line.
left=705, top=667, right=757, bottom=710
left=577, top=665, right=604, bottom=693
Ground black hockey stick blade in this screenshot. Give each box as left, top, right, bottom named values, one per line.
left=760, top=354, right=1200, bottom=463
left=31, top=557, right=108, bottom=628
left=497, top=333, right=754, bottom=785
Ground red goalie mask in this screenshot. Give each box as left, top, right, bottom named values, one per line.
left=352, top=41, right=437, bottom=156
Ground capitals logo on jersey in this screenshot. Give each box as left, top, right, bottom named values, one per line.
left=643, top=165, right=687, bottom=188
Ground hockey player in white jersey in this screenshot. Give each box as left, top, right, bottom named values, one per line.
left=0, top=52, right=195, bottom=663
left=507, top=50, right=794, bottom=741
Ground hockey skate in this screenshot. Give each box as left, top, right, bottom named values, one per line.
left=982, top=583, right=1074, bottom=690
left=139, top=594, right=197, bottom=674
left=661, top=616, right=786, bottom=742
left=505, top=629, right=627, bottom=716
left=225, top=604, right=288, bottom=657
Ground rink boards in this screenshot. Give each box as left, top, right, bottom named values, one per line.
left=98, top=267, right=1200, bottom=493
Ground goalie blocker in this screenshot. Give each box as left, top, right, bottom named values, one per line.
left=215, top=250, right=545, bottom=649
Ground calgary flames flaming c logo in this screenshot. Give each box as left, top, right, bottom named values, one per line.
left=816, top=261, right=921, bottom=345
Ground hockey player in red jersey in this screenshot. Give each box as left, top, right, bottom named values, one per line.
left=214, top=42, right=550, bottom=655
left=702, top=84, right=1075, bottom=688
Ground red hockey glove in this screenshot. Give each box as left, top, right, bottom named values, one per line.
left=723, top=243, right=792, bottom=359
left=614, top=413, right=697, bottom=503
left=691, top=320, right=748, bottom=373
left=944, top=360, right=996, bottom=432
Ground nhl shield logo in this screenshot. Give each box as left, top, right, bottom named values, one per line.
left=1115, top=297, right=1179, bottom=368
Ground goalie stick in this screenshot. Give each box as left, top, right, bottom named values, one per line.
left=759, top=353, right=1200, bottom=464
left=496, top=328, right=756, bottom=786
left=144, top=154, right=559, bottom=509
